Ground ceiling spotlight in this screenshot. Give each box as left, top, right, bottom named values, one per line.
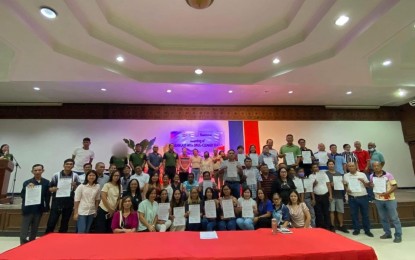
left=288, top=90, right=293, bottom=94
left=116, top=56, right=124, bottom=63
left=40, top=7, right=57, bottom=19
left=398, top=89, right=407, bottom=97
left=228, top=90, right=233, bottom=94
left=167, top=89, right=172, bottom=93
left=335, top=15, right=349, bottom=26
left=33, top=87, right=40, bottom=91
left=272, top=58, right=280, bottom=64
left=346, top=91, right=352, bottom=95
left=101, top=88, right=107, bottom=92
left=382, top=59, right=392, bottom=66
left=195, top=69, right=203, bottom=75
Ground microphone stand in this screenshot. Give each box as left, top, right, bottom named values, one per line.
left=10, top=156, right=21, bottom=205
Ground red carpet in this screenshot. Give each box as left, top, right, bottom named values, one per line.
left=0, top=228, right=377, bottom=260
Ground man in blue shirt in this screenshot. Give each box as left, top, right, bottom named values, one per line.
left=329, top=144, right=346, bottom=174
left=147, top=145, right=163, bottom=178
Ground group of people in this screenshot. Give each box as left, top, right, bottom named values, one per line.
left=12, top=134, right=402, bottom=244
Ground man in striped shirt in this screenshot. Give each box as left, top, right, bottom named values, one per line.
left=342, top=144, right=358, bottom=171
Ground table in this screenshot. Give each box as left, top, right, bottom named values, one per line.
left=0, top=228, right=377, bottom=260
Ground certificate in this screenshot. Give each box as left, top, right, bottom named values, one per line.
left=157, top=203, right=170, bottom=221
left=245, top=170, right=256, bottom=186
left=56, top=178, right=72, bottom=198
left=241, top=200, right=254, bottom=218
left=293, top=178, right=304, bottom=193
left=25, top=185, right=42, bottom=206
left=189, top=204, right=201, bottom=224
left=222, top=199, right=235, bottom=219
left=333, top=176, right=344, bottom=191
left=303, top=178, right=313, bottom=193
left=270, top=150, right=277, bottom=157
left=226, top=164, right=238, bottom=178
left=348, top=177, right=362, bottom=193
left=203, top=181, right=212, bottom=195
left=204, top=200, right=217, bottom=218
left=249, top=154, right=259, bottom=166
left=302, top=151, right=312, bottom=164
left=237, top=154, right=246, bottom=165
left=173, top=206, right=186, bottom=226
left=285, top=152, right=295, bottom=166
left=263, top=157, right=275, bottom=170
left=200, top=231, right=218, bottom=239
left=373, top=177, right=387, bottom=193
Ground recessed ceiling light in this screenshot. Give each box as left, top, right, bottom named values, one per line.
left=228, top=90, right=233, bottom=94
left=101, top=88, right=107, bottom=92
left=195, top=69, right=203, bottom=75
left=166, top=89, right=172, bottom=93
left=116, top=56, right=124, bottom=63
left=382, top=59, right=392, bottom=66
left=272, top=58, right=280, bottom=64
left=346, top=91, right=352, bottom=95
left=335, top=15, right=349, bottom=26
left=40, top=7, right=57, bottom=19
left=33, top=87, right=40, bottom=91
left=398, top=89, right=407, bottom=97
left=288, top=90, right=293, bottom=94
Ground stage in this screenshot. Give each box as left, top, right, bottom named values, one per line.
left=0, top=228, right=377, bottom=260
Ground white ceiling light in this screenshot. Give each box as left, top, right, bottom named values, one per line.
left=288, top=90, right=293, bottom=94
left=166, top=89, right=172, bottom=93
left=40, top=7, right=57, bottom=19
left=346, top=91, right=352, bottom=95
left=195, top=68, right=203, bottom=75
left=382, top=59, right=392, bottom=66
left=228, top=90, right=233, bottom=94
left=116, top=56, right=124, bottom=63
left=335, top=15, right=349, bottom=26
left=33, top=87, right=40, bottom=91
left=272, top=58, right=280, bottom=64
left=397, top=89, right=407, bottom=97
left=100, top=88, right=107, bottom=92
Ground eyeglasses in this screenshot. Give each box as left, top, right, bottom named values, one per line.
left=273, top=198, right=281, bottom=200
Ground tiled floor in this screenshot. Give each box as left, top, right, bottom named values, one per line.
left=0, top=227, right=413, bottom=259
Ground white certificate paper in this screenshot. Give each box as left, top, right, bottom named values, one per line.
left=293, top=178, right=304, bottom=193
left=333, top=176, right=344, bottom=191
left=204, top=200, right=217, bottom=218
left=237, top=154, right=246, bottom=165
left=348, top=177, right=362, bottom=193
left=246, top=170, right=256, bottom=186
left=173, top=206, right=186, bottom=226
left=303, top=178, right=313, bottom=193
left=241, top=200, right=254, bottom=218
left=249, top=154, right=259, bottom=166
left=263, top=157, right=275, bottom=170
left=200, top=231, right=218, bottom=240
left=302, top=151, right=312, bottom=164
left=157, top=203, right=170, bottom=221
left=25, top=185, right=42, bottom=206
left=56, top=178, right=72, bottom=198
left=222, top=199, right=235, bottom=219
left=373, top=177, right=387, bottom=193
left=226, top=164, right=238, bottom=178
left=285, top=152, right=295, bottom=166
left=269, top=150, right=277, bottom=157
left=203, top=181, right=213, bottom=195
left=189, top=204, right=201, bottom=224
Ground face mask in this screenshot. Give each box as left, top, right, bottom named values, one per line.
left=368, top=148, right=375, bottom=152
left=298, top=173, right=305, bottom=178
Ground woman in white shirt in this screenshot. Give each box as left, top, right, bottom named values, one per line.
left=96, top=171, right=121, bottom=233
left=73, top=170, right=101, bottom=233
left=236, top=188, right=257, bottom=230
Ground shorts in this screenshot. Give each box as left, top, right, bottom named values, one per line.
left=330, top=198, right=344, bottom=213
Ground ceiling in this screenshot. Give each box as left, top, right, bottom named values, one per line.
left=0, top=0, right=415, bottom=106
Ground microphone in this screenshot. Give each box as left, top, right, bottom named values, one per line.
left=13, top=156, right=21, bottom=169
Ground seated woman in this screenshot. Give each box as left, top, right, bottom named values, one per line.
left=169, top=189, right=186, bottom=232
left=198, top=171, right=218, bottom=199
left=156, top=189, right=172, bottom=232
left=271, top=167, right=296, bottom=205
left=137, top=187, right=159, bottom=232
left=286, top=190, right=311, bottom=228
left=236, top=188, right=257, bottom=230
left=111, top=196, right=138, bottom=233
left=218, top=184, right=237, bottom=231
left=271, top=192, right=290, bottom=227
left=254, top=189, right=273, bottom=229
left=185, top=187, right=203, bottom=231
left=201, top=187, right=220, bottom=231
left=122, top=179, right=142, bottom=211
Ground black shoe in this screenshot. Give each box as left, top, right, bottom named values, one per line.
left=338, top=226, right=349, bottom=233
left=329, top=226, right=336, bottom=232
left=353, top=230, right=360, bottom=235
left=365, top=231, right=374, bottom=237
left=393, top=236, right=402, bottom=243
left=380, top=234, right=392, bottom=239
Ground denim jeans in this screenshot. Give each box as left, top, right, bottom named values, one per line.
left=366, top=173, right=375, bottom=201
left=304, top=197, right=316, bottom=227
left=202, top=218, right=217, bottom=231
left=77, top=214, right=95, bottom=233
left=236, top=218, right=255, bottom=230
left=348, top=195, right=371, bottom=232
left=374, top=200, right=402, bottom=237
left=192, top=168, right=200, bottom=183
left=218, top=218, right=236, bottom=230
left=225, top=181, right=241, bottom=199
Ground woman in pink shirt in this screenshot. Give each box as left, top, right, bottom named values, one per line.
left=111, top=196, right=138, bottom=233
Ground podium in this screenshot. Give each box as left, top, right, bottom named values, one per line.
left=0, top=159, right=14, bottom=201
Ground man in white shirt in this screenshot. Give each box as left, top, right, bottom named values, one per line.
left=219, top=149, right=243, bottom=198
left=314, top=143, right=329, bottom=170
left=72, top=137, right=95, bottom=175
left=309, top=164, right=332, bottom=231
left=130, top=165, right=149, bottom=193
left=344, top=162, right=373, bottom=237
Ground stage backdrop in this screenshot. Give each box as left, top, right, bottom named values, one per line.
left=1, top=119, right=414, bottom=192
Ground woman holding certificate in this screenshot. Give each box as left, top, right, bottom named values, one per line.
left=202, top=187, right=220, bottom=231
left=185, top=187, right=203, bottom=231
left=111, top=196, right=138, bottom=233
left=156, top=189, right=171, bottom=232
left=218, top=184, right=237, bottom=231
left=169, top=189, right=186, bottom=231
left=236, top=188, right=257, bottom=230
left=138, top=187, right=159, bottom=232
